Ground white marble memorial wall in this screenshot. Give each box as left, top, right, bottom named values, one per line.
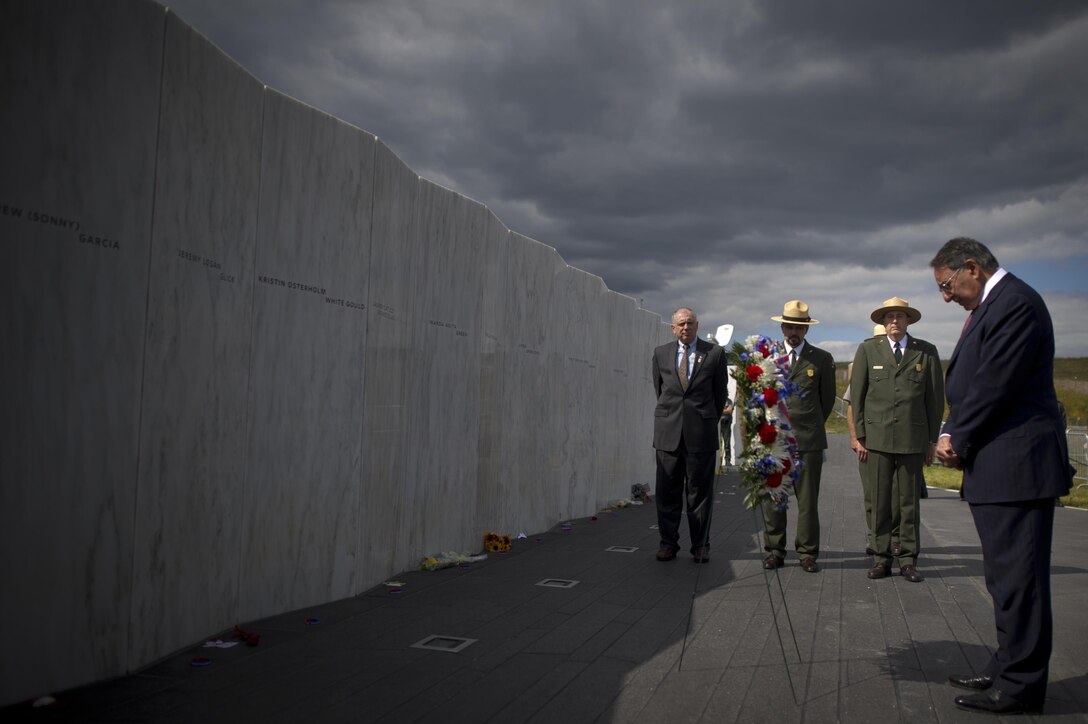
left=474, top=215, right=512, bottom=534
left=128, top=12, right=263, bottom=669
left=597, top=292, right=645, bottom=498
left=358, top=142, right=421, bottom=586
left=553, top=267, right=608, bottom=519
left=623, top=299, right=652, bottom=486
left=408, top=181, right=487, bottom=559
left=496, top=232, right=567, bottom=535
left=0, top=0, right=165, bottom=703
left=616, top=301, right=654, bottom=500
left=237, top=92, right=374, bottom=621
left=1, top=0, right=678, bottom=705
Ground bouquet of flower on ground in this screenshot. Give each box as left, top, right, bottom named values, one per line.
left=729, top=335, right=803, bottom=511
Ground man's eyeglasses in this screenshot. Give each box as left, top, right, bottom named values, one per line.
left=937, top=267, right=963, bottom=294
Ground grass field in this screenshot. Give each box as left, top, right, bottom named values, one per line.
left=1053, top=358, right=1088, bottom=426
left=826, top=357, right=1088, bottom=509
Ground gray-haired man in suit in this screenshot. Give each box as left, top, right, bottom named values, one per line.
left=651, top=307, right=728, bottom=563
left=934, top=237, right=1072, bottom=715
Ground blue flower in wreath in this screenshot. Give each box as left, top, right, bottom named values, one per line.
left=754, top=455, right=780, bottom=475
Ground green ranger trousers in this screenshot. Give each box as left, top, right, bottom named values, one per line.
left=868, top=450, right=922, bottom=567
left=763, top=450, right=823, bottom=559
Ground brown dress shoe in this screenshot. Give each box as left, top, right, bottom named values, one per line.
left=656, top=545, right=677, bottom=562
left=800, top=556, right=819, bottom=573
left=867, top=562, right=891, bottom=579
left=692, top=546, right=710, bottom=563
left=891, top=542, right=902, bottom=557
left=900, top=565, right=923, bottom=582
left=763, top=554, right=785, bottom=569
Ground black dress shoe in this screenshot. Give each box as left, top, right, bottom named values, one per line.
left=891, top=542, right=902, bottom=557
left=948, top=673, right=993, bottom=691
left=900, top=565, right=923, bottom=583
left=867, top=562, right=891, bottom=579
left=865, top=546, right=876, bottom=556
left=954, top=689, right=1042, bottom=715
left=763, top=554, right=784, bottom=569
left=656, top=545, right=677, bottom=562
left=692, top=546, right=710, bottom=563
left=800, top=556, right=819, bottom=573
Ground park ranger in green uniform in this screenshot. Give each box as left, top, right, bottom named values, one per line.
left=850, top=297, right=944, bottom=583
left=762, top=300, right=836, bottom=573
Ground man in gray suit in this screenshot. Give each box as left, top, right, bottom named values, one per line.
left=652, top=307, right=728, bottom=563
left=762, top=300, right=836, bottom=573
left=934, top=237, right=1072, bottom=715
left=851, top=297, right=944, bottom=583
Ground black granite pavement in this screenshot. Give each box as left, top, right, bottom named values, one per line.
left=8, top=434, right=1088, bottom=723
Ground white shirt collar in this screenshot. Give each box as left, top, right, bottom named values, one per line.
left=980, top=267, right=1008, bottom=306
left=888, top=333, right=910, bottom=351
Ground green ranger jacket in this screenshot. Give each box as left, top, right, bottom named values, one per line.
left=785, top=342, right=836, bottom=452
left=850, top=335, right=944, bottom=454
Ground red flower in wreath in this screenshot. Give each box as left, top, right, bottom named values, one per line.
left=780, top=458, right=792, bottom=474
left=758, top=423, right=777, bottom=445
left=766, top=472, right=784, bottom=488
left=746, top=364, right=763, bottom=382
left=762, top=387, right=778, bottom=406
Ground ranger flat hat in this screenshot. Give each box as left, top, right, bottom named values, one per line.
left=771, top=299, right=819, bottom=325
left=870, top=296, right=921, bottom=325
left=872, top=324, right=886, bottom=337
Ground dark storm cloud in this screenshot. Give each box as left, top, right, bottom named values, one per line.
left=164, top=0, right=1088, bottom=355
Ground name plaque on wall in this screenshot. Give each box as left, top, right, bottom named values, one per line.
left=428, top=319, right=469, bottom=338
left=257, top=272, right=365, bottom=311
left=179, top=248, right=235, bottom=282
left=4, top=201, right=120, bottom=251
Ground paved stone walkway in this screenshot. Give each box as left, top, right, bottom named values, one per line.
left=8, top=435, right=1088, bottom=722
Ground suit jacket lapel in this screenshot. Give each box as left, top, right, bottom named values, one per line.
left=689, top=340, right=707, bottom=383
left=950, top=273, right=1009, bottom=363
left=669, top=344, right=686, bottom=393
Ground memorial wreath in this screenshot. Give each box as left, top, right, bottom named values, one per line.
left=729, top=335, right=803, bottom=511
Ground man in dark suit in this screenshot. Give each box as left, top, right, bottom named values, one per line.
left=762, top=301, right=836, bottom=573
left=850, top=297, right=944, bottom=583
left=933, top=237, right=1072, bottom=715
left=652, top=307, right=728, bottom=563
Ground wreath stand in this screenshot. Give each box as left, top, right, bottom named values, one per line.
left=753, top=505, right=804, bottom=705
left=678, top=334, right=805, bottom=704
left=677, top=497, right=804, bottom=706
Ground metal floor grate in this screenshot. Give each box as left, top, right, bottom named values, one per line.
left=410, top=635, right=477, bottom=653
left=535, top=578, right=579, bottom=588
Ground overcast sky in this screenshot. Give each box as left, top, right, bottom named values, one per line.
left=165, top=0, right=1088, bottom=362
